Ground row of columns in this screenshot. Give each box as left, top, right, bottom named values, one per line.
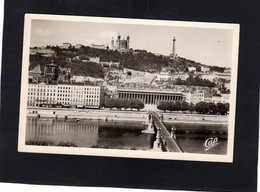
left=118, top=92, right=182, bottom=105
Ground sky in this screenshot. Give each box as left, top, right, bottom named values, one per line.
left=30, top=19, right=234, bottom=68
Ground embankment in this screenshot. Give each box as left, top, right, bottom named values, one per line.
left=27, top=107, right=228, bottom=125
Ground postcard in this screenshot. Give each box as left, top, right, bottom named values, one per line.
left=18, top=14, right=239, bottom=162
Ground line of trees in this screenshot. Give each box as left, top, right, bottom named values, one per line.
left=157, top=101, right=229, bottom=115
left=175, top=76, right=215, bottom=87
left=104, top=98, right=144, bottom=111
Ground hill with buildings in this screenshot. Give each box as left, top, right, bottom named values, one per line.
left=29, top=45, right=225, bottom=78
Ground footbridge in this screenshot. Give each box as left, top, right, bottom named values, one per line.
left=149, top=112, right=183, bottom=153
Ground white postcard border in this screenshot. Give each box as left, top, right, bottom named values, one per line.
left=18, top=14, right=240, bottom=163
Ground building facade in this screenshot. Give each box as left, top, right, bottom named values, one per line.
left=62, top=43, right=71, bottom=49
left=111, top=35, right=130, bottom=52
left=74, top=44, right=82, bottom=49
left=27, top=83, right=101, bottom=108
left=201, top=66, right=210, bottom=72
left=44, top=63, right=59, bottom=83
left=172, top=72, right=189, bottom=81
left=30, top=48, right=56, bottom=57
left=100, top=61, right=120, bottom=68
left=187, top=66, right=196, bottom=72
left=117, top=88, right=183, bottom=106
left=185, top=91, right=204, bottom=104
left=91, top=44, right=108, bottom=50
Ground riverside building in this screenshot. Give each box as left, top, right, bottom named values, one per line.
left=117, top=88, right=183, bottom=106
left=27, top=83, right=101, bottom=108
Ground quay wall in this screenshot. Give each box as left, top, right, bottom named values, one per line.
left=26, top=107, right=228, bottom=125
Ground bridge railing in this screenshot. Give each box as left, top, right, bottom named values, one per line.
left=150, top=111, right=183, bottom=153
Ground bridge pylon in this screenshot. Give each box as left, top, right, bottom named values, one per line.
left=152, top=128, right=162, bottom=151
left=142, top=112, right=155, bottom=134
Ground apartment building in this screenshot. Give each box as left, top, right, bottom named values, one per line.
left=27, top=83, right=101, bottom=108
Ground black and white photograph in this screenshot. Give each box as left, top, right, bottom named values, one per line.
left=18, top=14, right=239, bottom=162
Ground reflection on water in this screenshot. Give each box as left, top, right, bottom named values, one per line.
left=26, top=117, right=228, bottom=154
left=164, top=122, right=228, bottom=155
left=26, top=117, right=154, bottom=150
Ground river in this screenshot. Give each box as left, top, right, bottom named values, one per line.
left=26, top=117, right=228, bottom=154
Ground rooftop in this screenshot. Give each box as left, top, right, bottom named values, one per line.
left=28, top=82, right=100, bottom=87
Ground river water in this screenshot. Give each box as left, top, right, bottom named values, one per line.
left=26, top=117, right=228, bottom=155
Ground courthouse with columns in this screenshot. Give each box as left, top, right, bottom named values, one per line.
left=117, top=88, right=183, bottom=105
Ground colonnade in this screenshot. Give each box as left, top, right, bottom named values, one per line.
left=118, top=92, right=182, bottom=105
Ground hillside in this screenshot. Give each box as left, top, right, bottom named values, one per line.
left=29, top=45, right=224, bottom=78
left=29, top=54, right=104, bottom=78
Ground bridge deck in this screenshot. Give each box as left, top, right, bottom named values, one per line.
left=152, top=113, right=183, bottom=153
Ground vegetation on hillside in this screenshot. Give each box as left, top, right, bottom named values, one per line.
left=30, top=53, right=104, bottom=78
left=175, top=76, right=216, bottom=87
left=30, top=45, right=222, bottom=78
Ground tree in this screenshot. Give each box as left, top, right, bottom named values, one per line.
left=127, top=71, right=132, bottom=76
left=175, top=101, right=182, bottom=112
left=181, top=101, right=189, bottom=112
left=188, top=103, right=195, bottom=114
left=195, top=102, right=210, bottom=114
left=208, top=102, right=217, bottom=115
left=157, top=101, right=168, bottom=112
left=134, top=99, right=144, bottom=111
left=105, top=98, right=115, bottom=110
left=129, top=99, right=136, bottom=110
left=167, top=101, right=176, bottom=112
left=224, top=103, right=230, bottom=112
left=114, top=98, right=124, bottom=110
left=217, top=103, right=228, bottom=115
left=122, top=99, right=131, bottom=110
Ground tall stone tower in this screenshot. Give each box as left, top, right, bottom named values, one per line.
left=172, top=37, right=176, bottom=58
left=111, top=37, right=114, bottom=49
left=117, top=35, right=121, bottom=49
left=126, top=35, right=130, bottom=50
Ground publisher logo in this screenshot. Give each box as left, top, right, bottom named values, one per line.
left=205, top=137, right=218, bottom=151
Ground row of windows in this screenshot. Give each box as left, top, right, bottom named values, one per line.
left=29, top=85, right=99, bottom=90
left=28, top=93, right=99, bottom=98
left=28, top=92, right=56, bottom=96
left=56, top=90, right=99, bottom=94
left=27, top=102, right=98, bottom=106
left=28, top=90, right=99, bottom=95
left=29, top=85, right=56, bottom=88
left=57, top=86, right=99, bottom=91
left=28, top=97, right=99, bottom=102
